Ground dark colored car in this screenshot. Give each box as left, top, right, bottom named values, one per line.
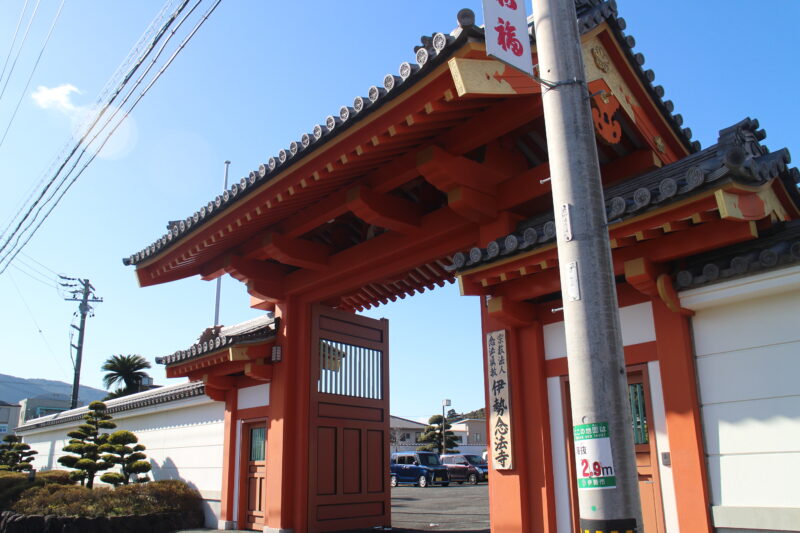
left=390, top=451, right=450, bottom=487
left=440, top=453, right=488, bottom=484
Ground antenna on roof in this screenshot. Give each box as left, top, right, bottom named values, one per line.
left=214, top=160, right=231, bottom=327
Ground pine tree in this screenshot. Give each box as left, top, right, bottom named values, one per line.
left=0, top=435, right=37, bottom=472
left=57, top=401, right=116, bottom=488
left=99, top=430, right=152, bottom=486
left=416, top=414, right=459, bottom=455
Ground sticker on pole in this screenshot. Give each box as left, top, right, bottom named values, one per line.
left=574, top=422, right=616, bottom=489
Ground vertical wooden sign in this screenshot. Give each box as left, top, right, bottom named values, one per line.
left=486, top=329, right=513, bottom=470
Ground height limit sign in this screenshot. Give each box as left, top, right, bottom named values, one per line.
left=574, top=422, right=616, bottom=489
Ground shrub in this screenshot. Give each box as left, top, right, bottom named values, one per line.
left=0, top=470, right=74, bottom=510
left=11, top=479, right=203, bottom=518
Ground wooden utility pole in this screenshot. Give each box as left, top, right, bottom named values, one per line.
left=530, top=0, right=642, bottom=530
left=61, top=277, right=103, bottom=409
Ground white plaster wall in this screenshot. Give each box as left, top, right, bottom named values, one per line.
left=20, top=395, right=224, bottom=528
left=238, top=383, right=270, bottom=410
left=543, top=301, right=656, bottom=359
left=682, top=270, right=800, bottom=525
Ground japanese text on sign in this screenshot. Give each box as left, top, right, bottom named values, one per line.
left=573, top=422, right=617, bottom=489
left=481, top=0, right=533, bottom=75
left=486, top=329, right=513, bottom=470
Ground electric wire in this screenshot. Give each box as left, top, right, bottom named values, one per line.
left=6, top=271, right=69, bottom=378
left=0, top=0, right=193, bottom=263
left=0, top=0, right=42, bottom=102
left=0, top=0, right=30, bottom=87
left=12, top=258, right=57, bottom=288
left=16, top=255, right=57, bottom=283
left=0, top=0, right=222, bottom=275
left=0, top=0, right=182, bottom=243
left=0, top=0, right=66, bottom=149
left=20, top=251, right=59, bottom=276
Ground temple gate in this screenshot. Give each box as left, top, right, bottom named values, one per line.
left=126, top=3, right=800, bottom=532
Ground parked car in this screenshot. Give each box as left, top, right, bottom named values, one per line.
left=440, top=453, right=488, bottom=484
left=390, top=451, right=450, bottom=487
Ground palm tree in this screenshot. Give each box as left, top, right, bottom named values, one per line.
left=102, top=354, right=152, bottom=398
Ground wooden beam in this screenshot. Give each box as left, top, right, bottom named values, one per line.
left=247, top=277, right=285, bottom=303
left=204, top=375, right=236, bottom=390
left=448, top=57, right=540, bottom=98
left=280, top=190, right=349, bottom=238
left=244, top=363, right=273, bottom=381
left=487, top=296, right=537, bottom=327
left=448, top=186, right=497, bottom=223
left=366, top=150, right=423, bottom=194
left=285, top=206, right=477, bottom=301
left=440, top=96, right=544, bottom=155
left=240, top=232, right=330, bottom=270
left=417, top=145, right=506, bottom=195
left=346, top=185, right=422, bottom=233
left=201, top=253, right=286, bottom=284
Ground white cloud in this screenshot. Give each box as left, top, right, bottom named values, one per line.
left=30, top=83, right=138, bottom=160
left=31, top=84, right=82, bottom=113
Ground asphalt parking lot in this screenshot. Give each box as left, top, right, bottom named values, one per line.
left=389, top=483, right=489, bottom=532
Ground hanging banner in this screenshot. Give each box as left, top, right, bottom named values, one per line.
left=486, top=329, right=513, bottom=470
left=481, top=0, right=534, bottom=75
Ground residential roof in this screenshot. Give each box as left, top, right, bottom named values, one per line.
left=390, top=415, right=427, bottom=428
left=15, top=381, right=206, bottom=432
left=123, top=1, right=695, bottom=271
left=447, top=118, right=799, bottom=273
left=155, top=313, right=278, bottom=366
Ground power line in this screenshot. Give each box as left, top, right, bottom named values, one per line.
left=11, top=261, right=57, bottom=289
left=0, top=0, right=42, bottom=102
left=0, top=0, right=223, bottom=276
left=0, top=0, right=31, bottom=87
left=20, top=251, right=59, bottom=276
left=7, top=271, right=69, bottom=378
left=0, top=0, right=187, bottom=244
left=15, top=255, right=58, bottom=285
left=0, top=0, right=66, bottom=149
left=0, top=0, right=195, bottom=269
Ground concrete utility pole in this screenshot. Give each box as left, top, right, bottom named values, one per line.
left=214, top=160, right=231, bottom=326
left=531, top=0, right=642, bottom=530
left=61, top=277, right=103, bottom=409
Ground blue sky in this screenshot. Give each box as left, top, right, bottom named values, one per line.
left=0, top=1, right=797, bottom=421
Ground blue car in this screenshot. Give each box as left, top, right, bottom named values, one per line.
left=390, top=451, right=450, bottom=487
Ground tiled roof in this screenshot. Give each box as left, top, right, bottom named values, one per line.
left=675, top=220, right=800, bottom=290
left=155, top=314, right=278, bottom=366
left=15, top=381, right=206, bottom=432
left=447, top=118, right=799, bottom=272
left=123, top=2, right=695, bottom=269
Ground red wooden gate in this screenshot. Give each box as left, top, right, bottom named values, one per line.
left=308, top=305, right=390, bottom=532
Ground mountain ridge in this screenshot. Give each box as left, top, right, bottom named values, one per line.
left=0, top=373, right=107, bottom=405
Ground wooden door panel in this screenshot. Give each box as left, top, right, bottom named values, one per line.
left=316, top=426, right=337, bottom=496
left=366, top=429, right=384, bottom=493
left=240, top=421, right=267, bottom=530
left=308, top=305, right=390, bottom=532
